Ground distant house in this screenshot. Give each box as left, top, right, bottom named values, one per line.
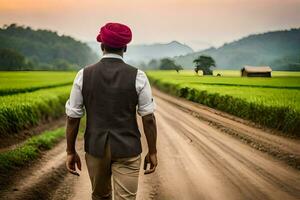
left=241, top=66, right=272, bottom=77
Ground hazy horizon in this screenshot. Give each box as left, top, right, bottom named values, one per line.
left=1, top=0, right=300, bottom=50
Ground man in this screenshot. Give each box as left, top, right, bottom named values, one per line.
left=65, top=22, right=158, bottom=200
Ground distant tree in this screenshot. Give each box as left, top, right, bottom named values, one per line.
left=159, top=58, right=183, bottom=72
left=0, top=48, right=26, bottom=70
left=148, top=59, right=159, bottom=69
left=139, top=61, right=147, bottom=70
left=193, top=55, right=216, bottom=75
left=52, top=59, right=73, bottom=70
left=175, top=65, right=183, bottom=73
left=271, top=55, right=300, bottom=71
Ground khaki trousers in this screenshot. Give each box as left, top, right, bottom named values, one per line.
left=85, top=142, right=141, bottom=200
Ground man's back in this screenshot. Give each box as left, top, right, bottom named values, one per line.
left=82, top=58, right=142, bottom=158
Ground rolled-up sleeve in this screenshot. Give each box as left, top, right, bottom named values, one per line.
left=136, top=70, right=156, bottom=116
left=65, top=69, right=85, bottom=118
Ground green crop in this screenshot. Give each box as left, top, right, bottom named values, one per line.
left=0, top=127, right=65, bottom=172
left=0, top=71, right=76, bottom=96
left=0, top=86, right=71, bottom=135
left=147, top=70, right=300, bottom=136
left=148, top=70, right=300, bottom=88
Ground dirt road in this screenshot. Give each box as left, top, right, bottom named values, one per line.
left=2, top=90, right=300, bottom=200
left=138, top=96, right=299, bottom=200
left=69, top=90, right=300, bottom=200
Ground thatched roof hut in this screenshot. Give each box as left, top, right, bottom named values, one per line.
left=241, top=66, right=272, bottom=77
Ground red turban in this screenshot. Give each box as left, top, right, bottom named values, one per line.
left=97, top=23, right=132, bottom=48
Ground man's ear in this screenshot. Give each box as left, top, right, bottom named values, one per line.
left=124, top=46, right=127, bottom=53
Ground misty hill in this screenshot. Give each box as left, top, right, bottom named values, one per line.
left=87, top=40, right=194, bottom=65
left=0, top=24, right=98, bottom=70
left=174, top=28, right=300, bottom=71
left=126, top=41, right=193, bottom=64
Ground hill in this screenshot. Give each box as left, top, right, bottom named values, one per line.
left=0, top=24, right=98, bottom=70
left=87, top=40, right=194, bottom=65
left=126, top=41, right=193, bottom=64
left=174, top=28, right=300, bottom=71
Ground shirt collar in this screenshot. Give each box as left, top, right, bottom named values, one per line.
left=101, top=53, right=123, bottom=60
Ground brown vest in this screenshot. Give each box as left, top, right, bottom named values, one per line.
left=82, top=58, right=141, bottom=158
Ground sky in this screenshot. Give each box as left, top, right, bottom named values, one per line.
left=0, top=0, right=300, bottom=50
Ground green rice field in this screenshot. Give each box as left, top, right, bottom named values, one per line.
left=147, top=70, right=300, bottom=136
left=0, top=71, right=76, bottom=96
left=0, top=70, right=299, bottom=137
left=0, top=71, right=76, bottom=135
left=0, top=86, right=72, bottom=135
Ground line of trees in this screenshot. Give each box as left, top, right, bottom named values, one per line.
left=145, top=55, right=216, bottom=75
left=0, top=24, right=98, bottom=70
left=144, top=58, right=183, bottom=72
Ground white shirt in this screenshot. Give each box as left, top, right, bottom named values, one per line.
left=65, top=53, right=156, bottom=118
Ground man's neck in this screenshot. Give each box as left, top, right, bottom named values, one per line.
left=101, top=53, right=124, bottom=60
left=103, top=52, right=123, bottom=57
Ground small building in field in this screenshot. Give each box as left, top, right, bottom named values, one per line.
left=241, top=66, right=272, bottom=77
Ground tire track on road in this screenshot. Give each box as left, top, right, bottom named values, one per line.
left=153, top=96, right=300, bottom=200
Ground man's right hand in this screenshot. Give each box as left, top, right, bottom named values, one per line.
left=142, top=113, right=158, bottom=174
left=66, top=152, right=81, bottom=176
left=143, top=152, right=158, bottom=174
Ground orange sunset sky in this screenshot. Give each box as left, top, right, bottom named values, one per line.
left=0, top=0, right=299, bottom=50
